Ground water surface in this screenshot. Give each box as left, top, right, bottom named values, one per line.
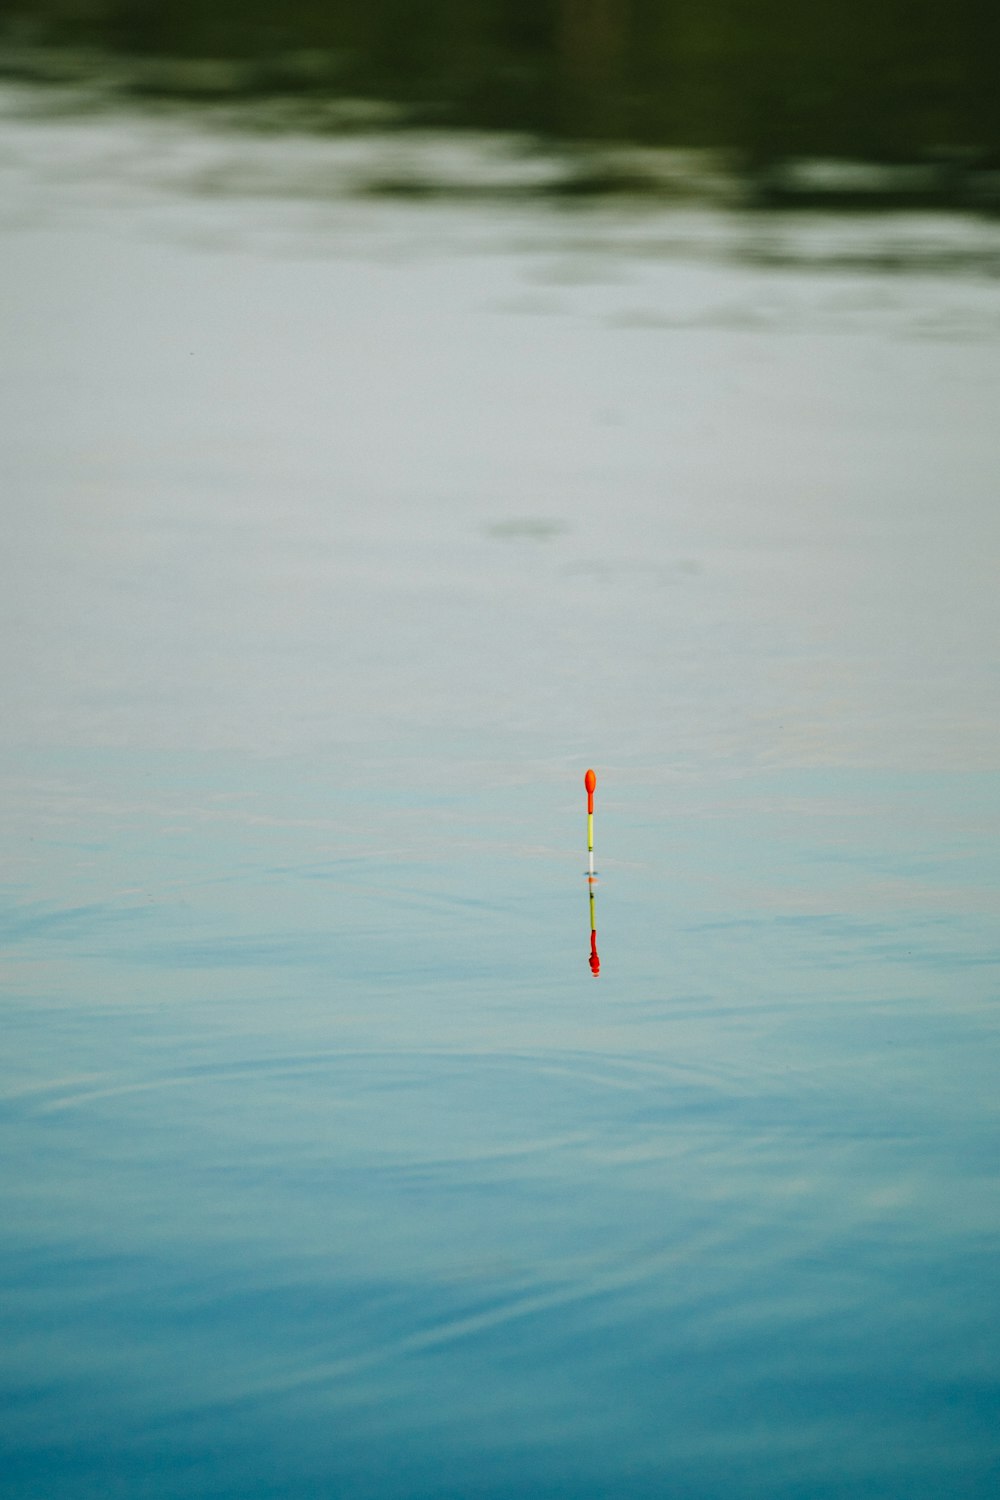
left=2, top=88, right=999, bottom=1500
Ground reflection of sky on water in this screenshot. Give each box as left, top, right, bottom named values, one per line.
left=2, top=175, right=998, bottom=776
left=2, top=85, right=1000, bottom=1500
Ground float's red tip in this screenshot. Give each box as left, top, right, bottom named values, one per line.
left=585, top=768, right=596, bottom=813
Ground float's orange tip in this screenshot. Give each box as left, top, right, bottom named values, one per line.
left=585, top=768, right=596, bottom=815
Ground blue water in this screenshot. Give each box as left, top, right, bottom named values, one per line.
left=4, top=753, right=998, bottom=1498
left=2, top=88, right=1000, bottom=1499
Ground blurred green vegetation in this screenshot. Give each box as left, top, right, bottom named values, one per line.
left=2, top=0, right=999, bottom=163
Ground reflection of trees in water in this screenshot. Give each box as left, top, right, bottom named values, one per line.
left=557, top=0, right=627, bottom=84
left=3, top=0, right=999, bottom=161
left=555, top=0, right=628, bottom=135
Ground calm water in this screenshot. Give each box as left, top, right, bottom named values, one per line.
left=2, top=87, right=1000, bottom=1499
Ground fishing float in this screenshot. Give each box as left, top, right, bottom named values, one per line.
left=585, top=768, right=596, bottom=877
left=585, top=768, right=600, bottom=976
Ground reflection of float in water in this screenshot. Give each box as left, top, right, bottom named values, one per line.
left=588, top=875, right=600, bottom=976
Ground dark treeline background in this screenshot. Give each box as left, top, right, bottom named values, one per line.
left=3, top=0, right=999, bottom=163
